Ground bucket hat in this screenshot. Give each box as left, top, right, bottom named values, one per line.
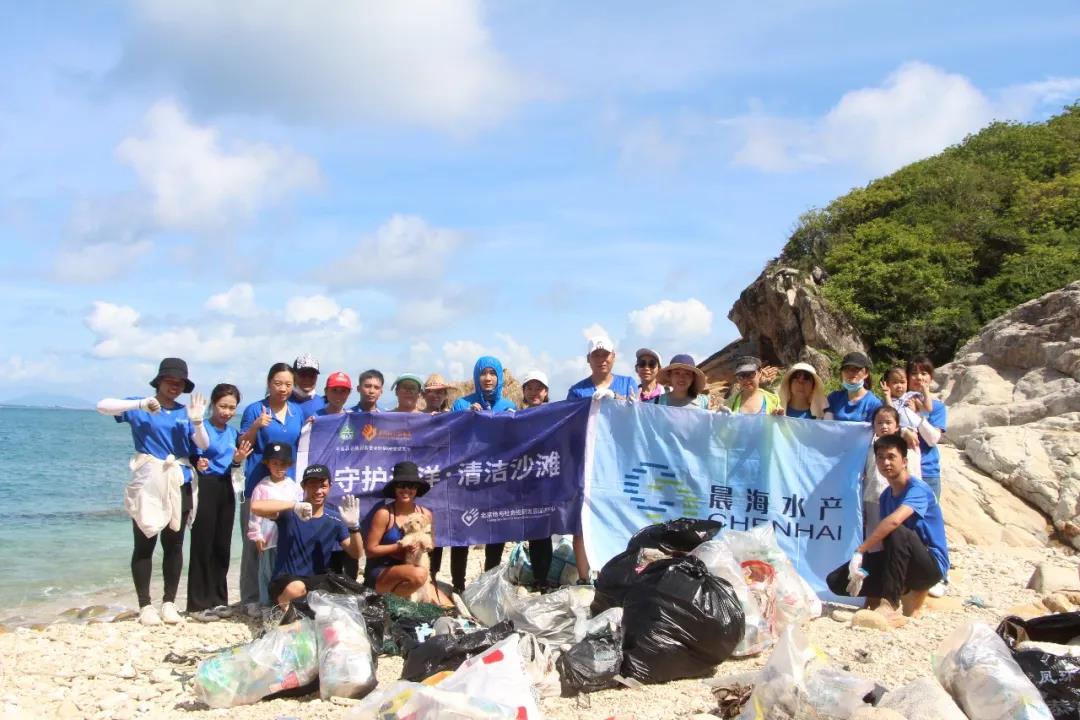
left=149, top=357, right=194, bottom=394
left=657, top=354, right=708, bottom=395
left=382, top=461, right=431, bottom=497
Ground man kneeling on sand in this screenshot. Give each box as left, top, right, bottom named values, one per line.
left=827, top=433, right=949, bottom=626
left=250, top=464, right=364, bottom=613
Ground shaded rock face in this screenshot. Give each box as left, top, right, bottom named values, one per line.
left=935, top=281, right=1080, bottom=549
left=715, top=264, right=866, bottom=381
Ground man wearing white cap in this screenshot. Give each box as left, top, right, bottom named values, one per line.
left=291, top=354, right=326, bottom=418
left=566, top=336, right=638, bottom=401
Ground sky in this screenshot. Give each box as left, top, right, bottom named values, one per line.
left=1, top=1, right=1078, bottom=405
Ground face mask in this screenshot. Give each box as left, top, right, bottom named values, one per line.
left=842, top=380, right=864, bottom=392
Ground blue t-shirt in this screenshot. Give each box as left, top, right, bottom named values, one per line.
left=785, top=407, right=815, bottom=419
left=826, top=389, right=882, bottom=423
left=239, top=398, right=304, bottom=494
left=918, top=399, right=947, bottom=478
left=879, top=477, right=949, bottom=576
left=272, top=511, right=349, bottom=579
left=114, top=398, right=196, bottom=483
left=198, top=422, right=240, bottom=476
left=298, top=394, right=327, bottom=419
left=566, top=375, right=638, bottom=400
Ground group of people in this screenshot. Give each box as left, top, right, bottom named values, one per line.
left=98, top=335, right=949, bottom=628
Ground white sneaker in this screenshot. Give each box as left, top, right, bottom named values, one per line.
left=160, top=602, right=184, bottom=624
left=928, top=581, right=947, bottom=598
left=139, top=605, right=163, bottom=626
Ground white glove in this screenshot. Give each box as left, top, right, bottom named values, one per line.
left=293, top=501, right=313, bottom=521
left=140, top=397, right=161, bottom=413
left=339, top=495, right=360, bottom=528
left=846, top=552, right=865, bottom=596
left=187, top=392, right=207, bottom=424
left=593, top=389, right=615, bottom=401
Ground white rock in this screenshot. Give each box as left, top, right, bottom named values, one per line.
left=116, top=663, right=136, bottom=679
left=149, top=668, right=172, bottom=684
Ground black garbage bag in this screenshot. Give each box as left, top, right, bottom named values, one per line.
left=557, top=622, right=624, bottom=697
left=385, top=595, right=455, bottom=657
left=627, top=517, right=723, bottom=554
left=400, top=620, right=516, bottom=682
left=997, top=612, right=1080, bottom=720
left=592, top=546, right=671, bottom=614
left=620, top=555, right=745, bottom=684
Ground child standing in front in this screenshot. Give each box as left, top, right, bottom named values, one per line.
left=247, top=443, right=303, bottom=608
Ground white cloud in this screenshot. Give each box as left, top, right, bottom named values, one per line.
left=284, top=294, right=361, bottom=330
left=205, top=283, right=257, bottom=317
left=627, top=298, right=713, bottom=357
left=116, top=99, right=320, bottom=231
left=53, top=239, right=153, bottom=283
left=328, top=215, right=463, bottom=288
left=581, top=323, right=611, bottom=343
left=726, top=62, right=1080, bottom=175
left=115, top=0, right=525, bottom=133
left=0, top=355, right=59, bottom=382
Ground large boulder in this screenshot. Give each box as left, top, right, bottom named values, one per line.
left=935, top=281, right=1080, bottom=549
left=703, top=263, right=866, bottom=383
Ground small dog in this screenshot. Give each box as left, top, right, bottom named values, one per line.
left=398, top=513, right=435, bottom=603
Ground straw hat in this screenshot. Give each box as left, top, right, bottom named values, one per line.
left=778, top=362, right=828, bottom=418
left=657, top=354, right=708, bottom=395
left=422, top=373, right=450, bottom=391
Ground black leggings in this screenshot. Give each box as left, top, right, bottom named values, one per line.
left=431, top=538, right=554, bottom=590
left=826, top=524, right=942, bottom=607
left=430, top=546, right=470, bottom=591
left=132, top=483, right=192, bottom=608
left=186, top=474, right=235, bottom=612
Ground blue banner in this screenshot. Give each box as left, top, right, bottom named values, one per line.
left=582, top=401, right=871, bottom=601
left=296, top=400, right=591, bottom=546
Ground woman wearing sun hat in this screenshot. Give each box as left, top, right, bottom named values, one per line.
left=390, top=373, right=424, bottom=413
left=364, top=461, right=448, bottom=604
left=655, top=354, right=710, bottom=410
left=775, top=362, right=828, bottom=419
left=97, top=357, right=211, bottom=626
left=422, top=373, right=452, bottom=414
left=728, top=355, right=781, bottom=415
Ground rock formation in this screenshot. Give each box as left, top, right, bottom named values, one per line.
left=700, top=263, right=866, bottom=383
left=935, top=281, right=1080, bottom=549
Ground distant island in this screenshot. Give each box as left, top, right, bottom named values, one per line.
left=0, top=393, right=95, bottom=410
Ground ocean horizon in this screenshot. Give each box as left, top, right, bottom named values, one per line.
left=0, top=406, right=243, bottom=622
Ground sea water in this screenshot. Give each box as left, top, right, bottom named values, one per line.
left=0, top=407, right=243, bottom=619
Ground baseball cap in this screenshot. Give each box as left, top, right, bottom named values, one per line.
left=734, top=355, right=762, bottom=375
left=635, top=348, right=662, bottom=365
left=840, top=351, right=872, bottom=370
left=325, top=371, right=352, bottom=390
left=302, top=464, right=331, bottom=482
left=521, top=370, right=549, bottom=389
left=262, top=443, right=294, bottom=465
left=293, top=354, right=320, bottom=373
left=586, top=336, right=615, bottom=355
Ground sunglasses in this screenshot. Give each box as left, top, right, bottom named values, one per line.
left=395, top=482, right=420, bottom=490
left=735, top=371, right=757, bottom=380
left=636, top=360, right=658, bottom=369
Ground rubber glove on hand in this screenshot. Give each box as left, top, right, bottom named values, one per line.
left=140, top=397, right=161, bottom=413
left=593, top=388, right=615, bottom=401
left=293, top=501, right=313, bottom=521
left=187, top=392, right=207, bottom=424
left=339, top=495, right=360, bottom=528
left=846, top=552, right=865, bottom=596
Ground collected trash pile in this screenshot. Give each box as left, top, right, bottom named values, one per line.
left=188, top=518, right=1080, bottom=719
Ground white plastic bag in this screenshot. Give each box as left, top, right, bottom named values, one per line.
left=308, top=591, right=377, bottom=700
left=573, top=606, right=623, bottom=643
left=346, top=681, right=519, bottom=720
left=714, top=525, right=822, bottom=628
left=440, top=634, right=543, bottom=719
left=934, top=622, right=1053, bottom=720
left=509, top=585, right=594, bottom=646
left=739, top=624, right=875, bottom=720
left=690, top=540, right=773, bottom=656
left=193, top=618, right=319, bottom=708
left=462, top=564, right=520, bottom=627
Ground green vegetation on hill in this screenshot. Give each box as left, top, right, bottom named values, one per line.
left=783, top=104, right=1080, bottom=365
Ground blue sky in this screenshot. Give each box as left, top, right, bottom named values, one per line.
left=2, top=1, right=1078, bottom=405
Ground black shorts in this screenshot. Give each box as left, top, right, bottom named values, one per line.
left=267, top=573, right=332, bottom=603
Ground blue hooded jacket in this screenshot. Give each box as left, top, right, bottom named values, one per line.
left=452, top=356, right=516, bottom=412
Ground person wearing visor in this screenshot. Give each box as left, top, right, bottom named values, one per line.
left=567, top=336, right=637, bottom=401
left=390, top=373, right=425, bottom=413
left=635, top=348, right=664, bottom=402
left=727, top=356, right=780, bottom=414
left=291, top=354, right=326, bottom=418
left=775, top=362, right=828, bottom=419
left=655, top=354, right=710, bottom=410
left=825, top=351, right=882, bottom=423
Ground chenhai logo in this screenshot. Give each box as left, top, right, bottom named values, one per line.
left=361, top=423, right=378, bottom=441
left=620, top=461, right=703, bottom=522
left=338, top=423, right=355, bottom=441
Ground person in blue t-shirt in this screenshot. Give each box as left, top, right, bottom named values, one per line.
left=252, top=464, right=363, bottom=610
left=290, top=353, right=327, bottom=418
left=905, top=356, right=947, bottom=500
left=97, top=357, right=210, bottom=626
left=350, top=369, right=385, bottom=413
left=566, top=336, right=638, bottom=401
left=826, top=434, right=948, bottom=626
left=236, top=362, right=305, bottom=617
left=187, top=383, right=252, bottom=617
left=825, top=351, right=883, bottom=423
left=776, top=362, right=827, bottom=419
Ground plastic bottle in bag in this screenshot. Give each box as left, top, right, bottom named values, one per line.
left=308, top=591, right=378, bottom=700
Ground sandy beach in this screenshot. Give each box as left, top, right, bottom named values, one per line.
left=2, top=542, right=1076, bottom=720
